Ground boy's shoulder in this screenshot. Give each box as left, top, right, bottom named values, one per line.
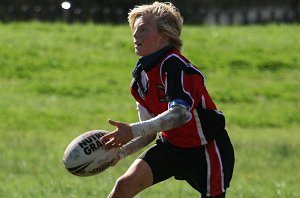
left=161, top=50, right=190, bottom=66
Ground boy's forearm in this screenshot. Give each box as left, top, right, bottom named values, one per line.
left=130, top=106, right=191, bottom=138
left=119, top=134, right=156, bottom=159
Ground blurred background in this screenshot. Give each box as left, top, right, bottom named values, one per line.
left=0, top=0, right=300, bottom=25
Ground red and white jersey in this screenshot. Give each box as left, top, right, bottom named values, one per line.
left=130, top=46, right=223, bottom=148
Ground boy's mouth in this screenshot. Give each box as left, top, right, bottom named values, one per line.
left=134, top=41, right=142, bottom=47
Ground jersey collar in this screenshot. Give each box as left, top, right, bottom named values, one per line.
left=131, top=46, right=174, bottom=97
left=138, top=46, right=173, bottom=72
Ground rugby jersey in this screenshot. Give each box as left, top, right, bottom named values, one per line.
left=130, top=46, right=226, bottom=148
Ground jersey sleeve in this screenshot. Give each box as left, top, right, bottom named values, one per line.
left=136, top=102, right=153, bottom=121
left=130, top=78, right=147, bottom=108
left=161, top=56, right=205, bottom=110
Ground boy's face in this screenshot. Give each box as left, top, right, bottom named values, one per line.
left=132, top=14, right=168, bottom=57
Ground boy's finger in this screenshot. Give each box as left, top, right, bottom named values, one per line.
left=100, top=132, right=113, bottom=143
left=103, top=138, right=114, bottom=150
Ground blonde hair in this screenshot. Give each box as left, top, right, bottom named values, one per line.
left=128, top=2, right=184, bottom=51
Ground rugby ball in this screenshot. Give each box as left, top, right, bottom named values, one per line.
left=63, top=130, right=120, bottom=177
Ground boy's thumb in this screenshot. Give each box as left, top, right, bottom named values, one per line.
left=108, top=119, right=119, bottom=127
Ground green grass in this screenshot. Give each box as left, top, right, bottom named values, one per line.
left=0, top=22, right=299, bottom=197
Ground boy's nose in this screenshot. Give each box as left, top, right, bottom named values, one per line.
left=133, top=29, right=139, bottom=39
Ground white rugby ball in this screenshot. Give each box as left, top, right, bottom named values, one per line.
left=63, top=130, right=119, bottom=177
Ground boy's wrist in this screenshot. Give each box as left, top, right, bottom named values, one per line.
left=130, top=122, right=145, bottom=137
left=118, top=147, right=127, bottom=159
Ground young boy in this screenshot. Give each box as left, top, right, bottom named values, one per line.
left=100, top=2, right=235, bottom=198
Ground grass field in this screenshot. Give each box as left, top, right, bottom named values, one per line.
left=0, top=22, right=299, bottom=198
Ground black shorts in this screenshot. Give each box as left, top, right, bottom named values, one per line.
left=138, top=133, right=234, bottom=197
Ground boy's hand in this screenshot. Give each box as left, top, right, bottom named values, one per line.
left=100, top=119, right=134, bottom=150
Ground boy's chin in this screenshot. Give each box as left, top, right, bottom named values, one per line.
left=135, top=50, right=144, bottom=57
left=134, top=49, right=139, bottom=54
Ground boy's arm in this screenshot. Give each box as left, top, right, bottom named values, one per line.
left=118, top=103, right=156, bottom=159
left=130, top=99, right=191, bottom=138
left=103, top=99, right=191, bottom=155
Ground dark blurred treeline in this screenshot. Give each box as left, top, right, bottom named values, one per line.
left=0, top=0, right=299, bottom=24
